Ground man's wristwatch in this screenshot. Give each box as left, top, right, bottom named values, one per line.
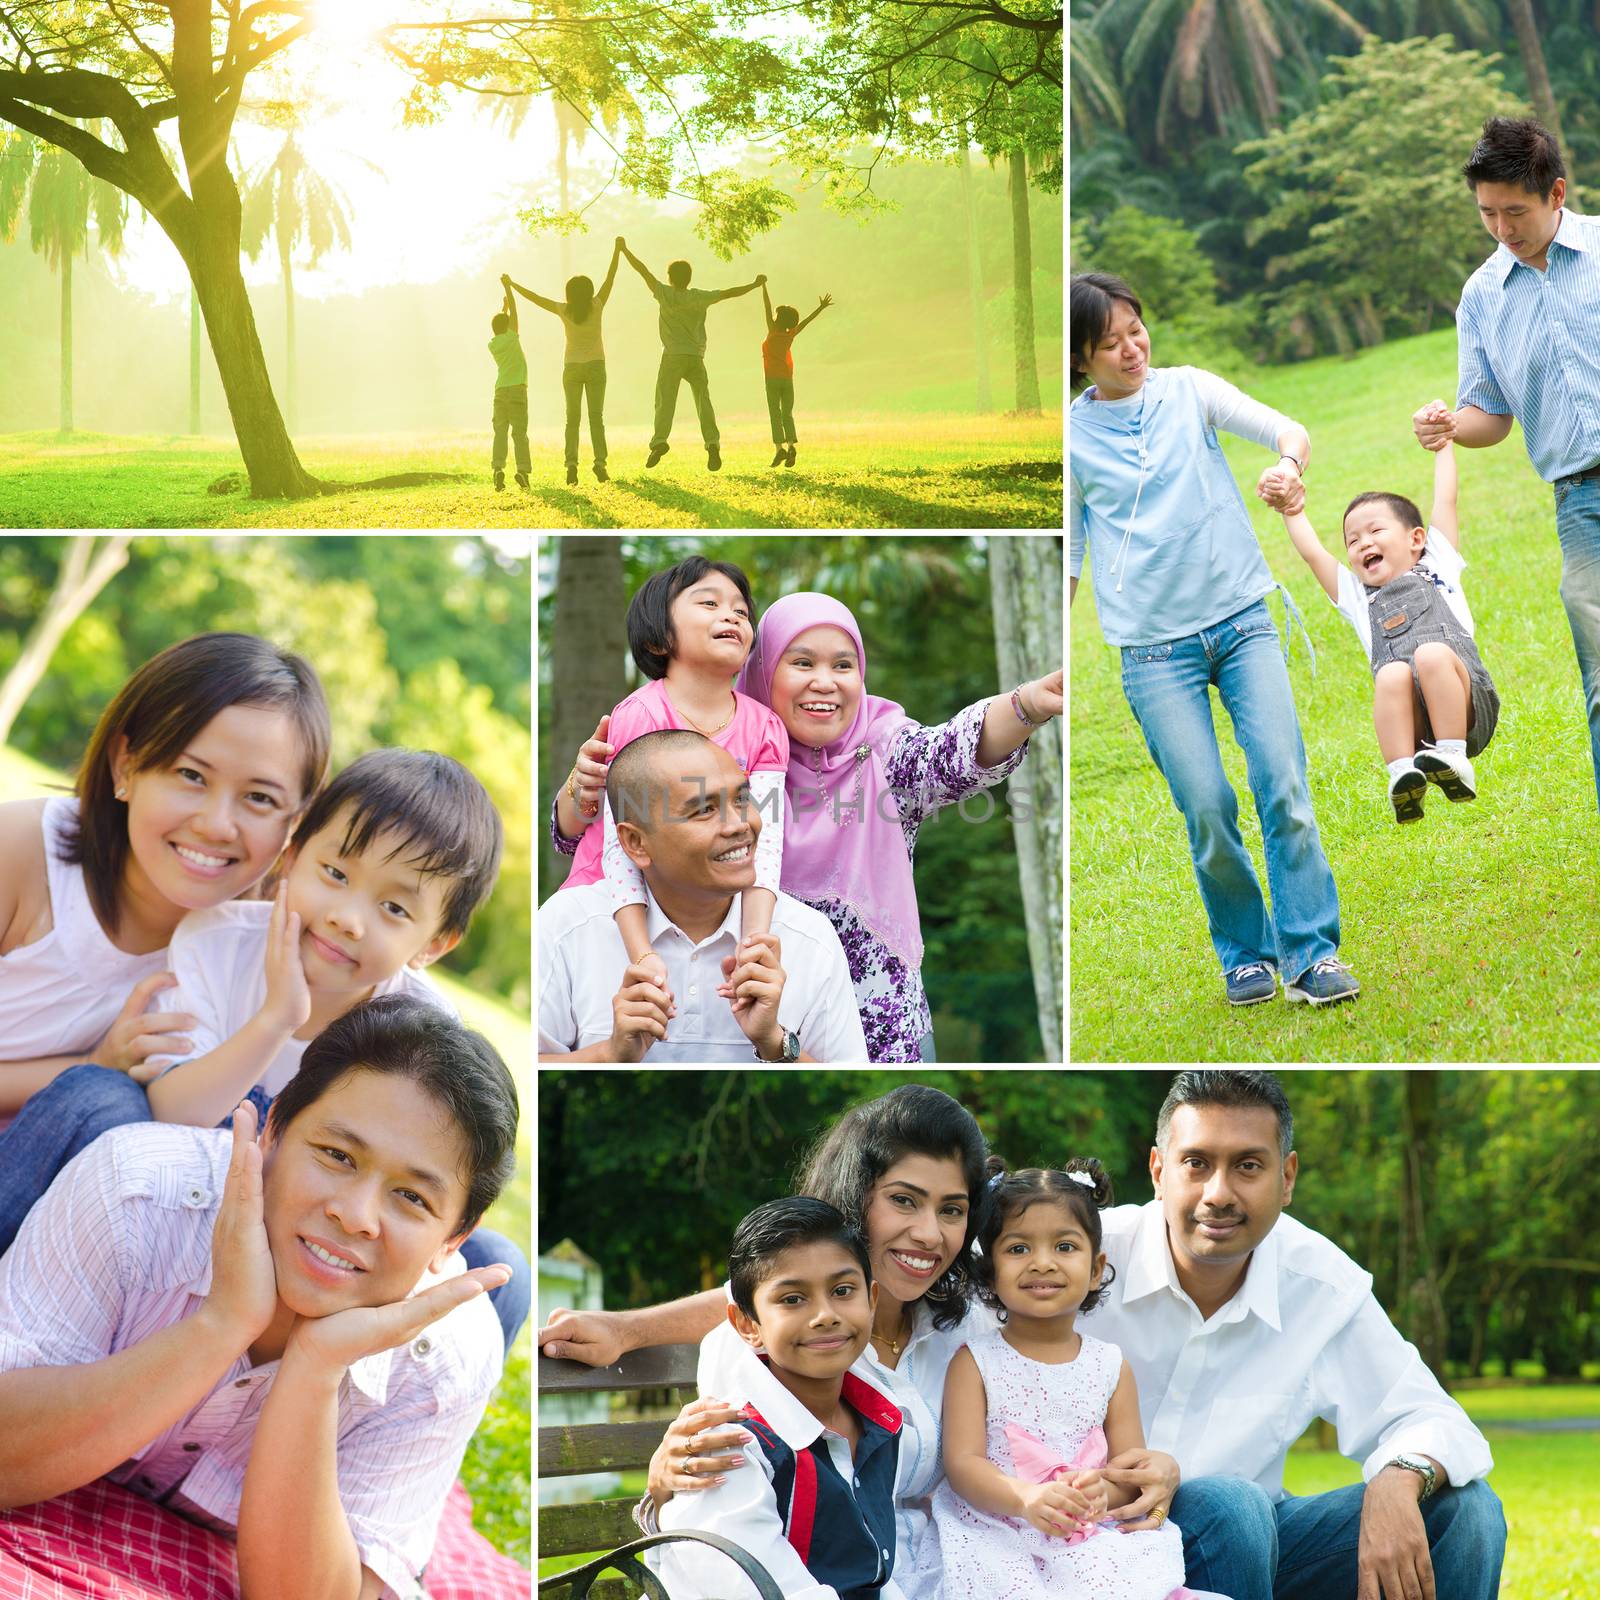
left=754, top=1026, right=800, bottom=1062
left=1383, top=1454, right=1438, bottom=1500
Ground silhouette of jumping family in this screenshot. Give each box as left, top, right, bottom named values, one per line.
left=486, top=237, right=832, bottom=487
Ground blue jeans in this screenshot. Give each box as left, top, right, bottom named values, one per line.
left=0, top=1064, right=151, bottom=1255
left=1554, top=475, right=1600, bottom=811
left=1172, top=1475, right=1506, bottom=1600
left=0, top=1065, right=531, bottom=1356
left=1120, top=599, right=1341, bottom=980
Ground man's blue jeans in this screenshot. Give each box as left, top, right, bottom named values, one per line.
left=1120, top=599, right=1341, bottom=980
left=1554, top=475, right=1600, bottom=812
left=1172, top=1475, right=1506, bottom=1600
left=0, top=1065, right=531, bottom=1354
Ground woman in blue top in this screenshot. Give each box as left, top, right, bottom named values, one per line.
left=1069, top=272, right=1358, bottom=1009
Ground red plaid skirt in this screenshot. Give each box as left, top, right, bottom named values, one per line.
left=0, top=1479, right=528, bottom=1600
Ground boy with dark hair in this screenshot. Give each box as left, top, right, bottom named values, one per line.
left=488, top=279, right=531, bottom=491
left=655, top=1197, right=907, bottom=1600
left=759, top=284, right=833, bottom=467
left=618, top=235, right=766, bottom=472
left=0, top=993, right=519, bottom=1600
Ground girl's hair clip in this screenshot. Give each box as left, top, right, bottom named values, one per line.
left=1066, top=1170, right=1096, bottom=1189
left=984, top=1171, right=1006, bottom=1192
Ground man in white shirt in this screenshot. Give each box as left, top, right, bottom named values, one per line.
left=0, top=995, right=518, bottom=1600
left=1095, top=1070, right=1504, bottom=1600
left=538, top=732, right=868, bottom=1063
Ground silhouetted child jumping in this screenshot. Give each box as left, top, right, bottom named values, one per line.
left=760, top=286, right=832, bottom=466
left=487, top=280, right=530, bottom=491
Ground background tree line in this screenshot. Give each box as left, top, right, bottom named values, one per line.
left=540, top=1069, right=1599, bottom=1383
left=1070, top=3, right=1600, bottom=366
left=538, top=535, right=1062, bottom=1063
left=0, top=535, right=531, bottom=1011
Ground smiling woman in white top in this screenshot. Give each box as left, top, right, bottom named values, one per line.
left=0, top=633, right=330, bottom=1108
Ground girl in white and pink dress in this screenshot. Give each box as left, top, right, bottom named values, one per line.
left=916, top=1160, right=1215, bottom=1600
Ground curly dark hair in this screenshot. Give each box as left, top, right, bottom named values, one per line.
left=972, top=1156, right=1117, bottom=1321
left=795, top=1084, right=990, bottom=1331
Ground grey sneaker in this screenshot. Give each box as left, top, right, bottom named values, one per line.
left=1225, top=962, right=1278, bottom=1006
left=1414, top=746, right=1476, bottom=802
left=1389, top=764, right=1427, bottom=824
left=1285, top=957, right=1360, bottom=1007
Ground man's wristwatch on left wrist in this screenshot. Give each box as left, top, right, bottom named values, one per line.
left=1383, top=1454, right=1438, bottom=1501
left=754, top=1025, right=800, bottom=1063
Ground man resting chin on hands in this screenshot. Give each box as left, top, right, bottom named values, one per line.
left=0, top=995, right=518, bottom=1600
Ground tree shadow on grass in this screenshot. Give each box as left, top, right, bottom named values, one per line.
left=763, top=471, right=1058, bottom=529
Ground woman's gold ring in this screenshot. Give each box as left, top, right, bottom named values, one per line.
left=1150, top=1505, right=1167, bottom=1526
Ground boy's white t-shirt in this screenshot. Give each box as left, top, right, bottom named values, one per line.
left=1333, top=527, right=1476, bottom=657
left=151, top=901, right=456, bottom=1103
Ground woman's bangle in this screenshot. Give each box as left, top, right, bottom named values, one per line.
left=566, top=767, right=582, bottom=805
left=1010, top=686, right=1039, bottom=728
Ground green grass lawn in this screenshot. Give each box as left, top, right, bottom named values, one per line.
left=1071, top=326, right=1600, bottom=1060
left=0, top=415, right=1062, bottom=529
left=1, top=745, right=531, bottom=1566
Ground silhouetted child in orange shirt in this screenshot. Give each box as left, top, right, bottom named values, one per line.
left=760, top=285, right=832, bottom=467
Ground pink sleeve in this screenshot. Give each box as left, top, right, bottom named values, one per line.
left=606, top=691, right=668, bottom=759
left=750, top=708, right=789, bottom=772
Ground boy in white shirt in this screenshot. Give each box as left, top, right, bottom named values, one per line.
left=1269, top=425, right=1500, bottom=822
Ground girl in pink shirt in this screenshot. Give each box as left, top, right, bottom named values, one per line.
left=559, top=558, right=788, bottom=1008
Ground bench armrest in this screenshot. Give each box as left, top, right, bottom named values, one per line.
left=538, top=1530, right=785, bottom=1600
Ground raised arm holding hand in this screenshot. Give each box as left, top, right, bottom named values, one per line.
left=499, top=276, right=518, bottom=331
left=1413, top=400, right=1513, bottom=453
left=619, top=238, right=659, bottom=289
left=1429, top=426, right=1460, bottom=548
left=507, top=275, right=564, bottom=316
left=713, top=273, right=766, bottom=304
left=597, top=238, right=622, bottom=306
left=760, top=280, right=775, bottom=330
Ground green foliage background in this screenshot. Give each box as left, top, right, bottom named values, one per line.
left=0, top=535, right=531, bottom=1010
left=539, top=1069, right=1600, bottom=1379
left=537, top=535, right=1053, bottom=1062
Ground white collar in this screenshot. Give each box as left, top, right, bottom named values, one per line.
left=643, top=883, right=741, bottom=950
left=726, top=1337, right=901, bottom=1451
left=1121, top=1199, right=1283, bottom=1331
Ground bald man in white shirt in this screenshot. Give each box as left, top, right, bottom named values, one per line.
left=1093, top=1071, right=1505, bottom=1600
left=538, top=731, right=868, bottom=1064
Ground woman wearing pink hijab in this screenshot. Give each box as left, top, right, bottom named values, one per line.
left=730, top=592, right=1059, bottom=1061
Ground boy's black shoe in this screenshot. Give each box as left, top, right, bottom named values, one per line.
left=708, top=445, right=723, bottom=471
left=565, top=464, right=578, bottom=486
left=771, top=447, right=787, bottom=467
left=594, top=462, right=609, bottom=483
left=785, top=446, right=797, bottom=467
left=515, top=471, right=530, bottom=490
left=493, top=470, right=505, bottom=491
left=647, top=442, right=670, bottom=468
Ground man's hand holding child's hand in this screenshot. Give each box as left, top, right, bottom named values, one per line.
left=1413, top=399, right=1457, bottom=452
left=1258, top=466, right=1306, bottom=516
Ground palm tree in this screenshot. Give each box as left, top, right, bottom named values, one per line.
left=0, top=127, right=127, bottom=435
left=1090, top=0, right=1367, bottom=152
left=240, top=133, right=354, bottom=432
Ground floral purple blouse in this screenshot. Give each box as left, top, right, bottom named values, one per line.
left=550, top=697, right=1028, bottom=1064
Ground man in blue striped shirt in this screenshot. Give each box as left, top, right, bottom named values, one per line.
left=1414, top=116, right=1600, bottom=809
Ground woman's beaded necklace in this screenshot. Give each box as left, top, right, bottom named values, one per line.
left=811, top=740, right=874, bottom=825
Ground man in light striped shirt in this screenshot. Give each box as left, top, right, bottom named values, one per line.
left=1415, top=115, right=1600, bottom=808
left=0, top=994, right=519, bottom=1600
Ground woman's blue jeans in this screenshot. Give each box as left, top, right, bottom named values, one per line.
left=1120, top=599, right=1341, bottom=980
left=0, top=1065, right=531, bottom=1355
left=1171, top=1475, right=1506, bottom=1600
left=1554, top=474, right=1600, bottom=812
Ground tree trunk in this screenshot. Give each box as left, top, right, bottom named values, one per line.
left=189, top=287, right=201, bottom=434
left=187, top=211, right=320, bottom=498
left=1505, top=0, right=1566, bottom=154
left=989, top=536, right=1062, bottom=1060
left=545, top=537, right=627, bottom=894
left=0, top=536, right=133, bottom=746
left=960, top=138, right=992, bottom=413
left=58, top=250, right=73, bottom=436
left=1008, top=148, right=1040, bottom=414
left=281, top=235, right=297, bottom=435
left=559, top=124, right=572, bottom=280
left=1399, top=1072, right=1449, bottom=1382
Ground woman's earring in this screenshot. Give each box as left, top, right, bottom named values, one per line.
left=114, top=785, right=127, bottom=800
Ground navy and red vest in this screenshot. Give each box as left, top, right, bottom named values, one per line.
left=739, top=1369, right=902, bottom=1600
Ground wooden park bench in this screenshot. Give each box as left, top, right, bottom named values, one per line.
left=538, top=1343, right=782, bottom=1600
